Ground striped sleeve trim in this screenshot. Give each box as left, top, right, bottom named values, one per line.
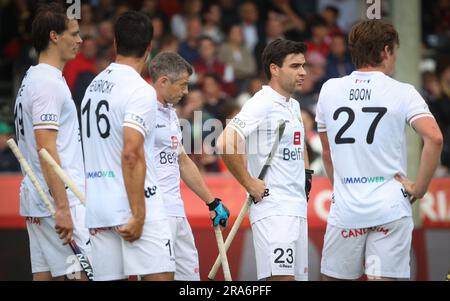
left=408, top=113, right=434, bottom=126
left=123, top=121, right=146, bottom=137
left=317, top=123, right=327, bottom=133
left=33, top=123, right=59, bottom=128
left=227, top=124, right=246, bottom=140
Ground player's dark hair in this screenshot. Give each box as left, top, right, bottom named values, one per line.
left=262, top=38, right=307, bottom=80
left=114, top=11, right=153, bottom=58
left=32, top=2, right=69, bottom=54
left=348, top=20, right=399, bottom=69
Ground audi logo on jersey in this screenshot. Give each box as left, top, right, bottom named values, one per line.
left=294, top=132, right=301, bottom=145
left=231, top=117, right=246, bottom=128
left=171, top=136, right=179, bottom=150
left=40, top=114, right=58, bottom=122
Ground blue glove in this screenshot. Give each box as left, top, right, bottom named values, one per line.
left=208, top=198, right=230, bottom=228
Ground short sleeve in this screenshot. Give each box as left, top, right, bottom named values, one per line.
left=32, top=81, right=65, bottom=130
left=123, top=86, right=155, bottom=137
left=315, top=83, right=328, bottom=133
left=227, top=96, right=272, bottom=139
left=405, top=86, right=434, bottom=126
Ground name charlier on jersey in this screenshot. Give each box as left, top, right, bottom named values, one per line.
left=341, top=176, right=385, bottom=185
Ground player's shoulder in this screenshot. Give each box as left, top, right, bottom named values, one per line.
left=384, top=76, right=416, bottom=93
left=244, top=86, right=276, bottom=111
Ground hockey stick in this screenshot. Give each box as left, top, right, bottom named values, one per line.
left=39, top=149, right=85, bottom=205
left=214, top=226, right=232, bottom=281
left=208, top=120, right=286, bottom=280
left=7, top=139, right=94, bottom=281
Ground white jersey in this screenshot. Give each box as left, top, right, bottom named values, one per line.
left=316, top=71, right=434, bottom=228
left=227, top=85, right=307, bottom=224
left=14, top=64, right=84, bottom=217
left=153, top=101, right=185, bottom=217
left=81, top=63, right=166, bottom=228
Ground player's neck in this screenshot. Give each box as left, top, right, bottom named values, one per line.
left=357, top=66, right=387, bottom=74
left=269, top=81, right=291, bottom=99
left=38, top=50, right=66, bottom=71
left=115, top=55, right=146, bottom=75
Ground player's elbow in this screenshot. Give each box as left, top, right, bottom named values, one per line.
left=122, top=149, right=143, bottom=169
left=425, top=130, right=444, bottom=150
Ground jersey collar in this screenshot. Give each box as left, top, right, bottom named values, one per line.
left=262, top=85, right=291, bottom=106
left=36, top=63, right=63, bottom=78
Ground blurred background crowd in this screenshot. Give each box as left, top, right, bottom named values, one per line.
left=0, top=0, right=449, bottom=175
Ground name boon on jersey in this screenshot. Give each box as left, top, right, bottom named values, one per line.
left=88, top=79, right=115, bottom=94
left=349, top=89, right=371, bottom=101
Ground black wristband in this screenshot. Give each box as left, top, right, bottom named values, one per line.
left=306, top=169, right=314, bottom=175
left=207, top=198, right=221, bottom=211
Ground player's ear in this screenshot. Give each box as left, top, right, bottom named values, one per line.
left=270, top=63, right=278, bottom=78
left=49, top=30, right=58, bottom=44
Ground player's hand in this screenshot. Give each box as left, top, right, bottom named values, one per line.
left=305, top=169, right=314, bottom=202
left=208, top=198, right=230, bottom=229
left=54, top=207, right=74, bottom=245
left=394, top=174, right=419, bottom=204
left=245, top=178, right=266, bottom=203
left=117, top=216, right=144, bottom=242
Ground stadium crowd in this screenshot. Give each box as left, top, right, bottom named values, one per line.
left=0, top=0, right=449, bottom=175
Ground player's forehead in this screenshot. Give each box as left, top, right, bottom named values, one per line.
left=66, top=19, right=80, bottom=33
left=282, top=53, right=306, bottom=66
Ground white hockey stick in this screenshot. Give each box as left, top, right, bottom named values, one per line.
left=208, top=120, right=286, bottom=280
left=7, top=139, right=93, bottom=280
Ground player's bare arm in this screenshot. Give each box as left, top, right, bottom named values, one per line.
left=319, top=132, right=334, bottom=185
left=179, top=147, right=214, bottom=205
left=179, top=147, right=230, bottom=228
left=395, top=117, right=443, bottom=203
left=35, top=129, right=73, bottom=245
left=118, top=127, right=146, bottom=242
left=217, top=127, right=266, bottom=202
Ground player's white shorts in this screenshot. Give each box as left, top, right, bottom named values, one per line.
left=26, top=204, right=91, bottom=278
left=252, top=215, right=308, bottom=281
left=168, top=216, right=200, bottom=281
left=321, top=216, right=414, bottom=280
left=89, top=219, right=176, bottom=281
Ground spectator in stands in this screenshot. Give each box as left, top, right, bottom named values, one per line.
left=239, top=0, right=263, bottom=52
left=325, top=33, right=354, bottom=80
left=268, top=0, right=308, bottom=41
left=201, top=3, right=224, bottom=43
left=201, top=73, right=232, bottom=126
left=236, top=77, right=263, bottom=107
left=320, top=5, right=344, bottom=38
left=305, top=16, right=331, bottom=60
left=422, top=70, right=449, bottom=174
left=79, top=3, right=98, bottom=38
left=178, top=88, right=220, bottom=173
left=254, top=13, right=285, bottom=73
left=96, top=20, right=115, bottom=60
left=219, top=0, right=240, bottom=31
left=0, top=122, right=20, bottom=172
left=193, top=36, right=236, bottom=96
left=178, top=16, right=202, bottom=64
left=218, top=24, right=256, bottom=92
left=171, top=0, right=202, bottom=41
